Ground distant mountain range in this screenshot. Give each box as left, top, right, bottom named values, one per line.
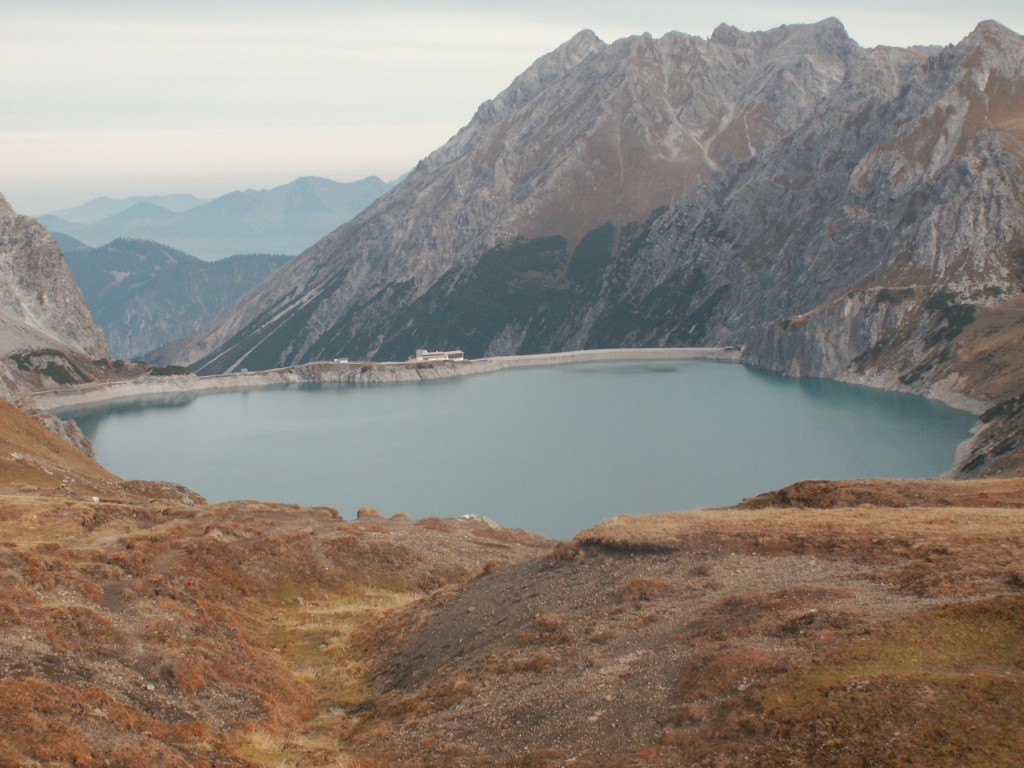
left=47, top=193, right=211, bottom=223
left=39, top=176, right=395, bottom=260
left=62, top=238, right=291, bottom=360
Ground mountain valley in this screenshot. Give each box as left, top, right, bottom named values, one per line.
left=3, top=15, right=1024, bottom=768
left=160, top=21, right=1024, bottom=415
left=144, top=19, right=1024, bottom=479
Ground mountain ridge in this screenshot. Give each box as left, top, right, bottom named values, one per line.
left=39, top=175, right=393, bottom=261
left=158, top=18, right=879, bottom=371
left=46, top=193, right=209, bottom=223
left=63, top=238, right=291, bottom=360
left=152, top=18, right=1024, bottom=476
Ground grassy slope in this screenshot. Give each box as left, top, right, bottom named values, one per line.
left=3, top=387, right=1024, bottom=766
left=343, top=489, right=1024, bottom=766
left=0, top=401, right=551, bottom=767
left=461, top=489, right=1024, bottom=767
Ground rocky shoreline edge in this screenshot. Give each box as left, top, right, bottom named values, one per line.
left=27, top=347, right=743, bottom=411
left=26, top=345, right=996, bottom=479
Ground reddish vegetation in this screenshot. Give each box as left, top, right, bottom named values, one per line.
left=364, top=485, right=1024, bottom=767
left=3, top=397, right=1024, bottom=766
left=0, top=400, right=551, bottom=766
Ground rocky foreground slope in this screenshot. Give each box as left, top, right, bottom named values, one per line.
left=0, top=396, right=553, bottom=767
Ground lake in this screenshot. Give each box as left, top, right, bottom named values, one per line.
left=63, top=360, right=977, bottom=540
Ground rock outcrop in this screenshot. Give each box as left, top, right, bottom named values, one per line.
left=0, top=193, right=109, bottom=368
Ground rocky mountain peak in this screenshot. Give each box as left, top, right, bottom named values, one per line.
left=709, top=22, right=744, bottom=47
left=969, top=19, right=1024, bottom=46
left=957, top=19, right=1024, bottom=81
left=559, top=28, right=604, bottom=58
left=159, top=19, right=885, bottom=371
left=476, top=28, right=605, bottom=123
left=710, top=17, right=851, bottom=54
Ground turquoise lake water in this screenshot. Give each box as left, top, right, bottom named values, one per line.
left=63, top=360, right=978, bottom=540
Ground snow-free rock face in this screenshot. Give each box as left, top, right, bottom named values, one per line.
left=653, top=19, right=1024, bottom=391
left=160, top=19, right=868, bottom=372
left=0, top=193, right=109, bottom=363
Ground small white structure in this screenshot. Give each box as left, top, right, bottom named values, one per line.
left=411, top=348, right=465, bottom=362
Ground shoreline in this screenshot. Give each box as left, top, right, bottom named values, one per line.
left=24, top=345, right=990, bottom=480
left=29, top=347, right=743, bottom=411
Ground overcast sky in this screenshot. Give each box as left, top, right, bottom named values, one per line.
left=2, top=0, right=1022, bottom=214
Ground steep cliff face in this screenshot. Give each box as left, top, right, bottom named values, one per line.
left=0, top=193, right=109, bottom=368
left=593, top=19, right=1024, bottom=481
left=722, top=21, right=1024, bottom=388
left=161, top=19, right=868, bottom=372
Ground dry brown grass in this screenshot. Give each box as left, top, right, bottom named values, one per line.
left=0, top=399, right=549, bottom=768
left=578, top=499, right=1024, bottom=606
left=8, top=380, right=1024, bottom=767
left=517, top=613, right=575, bottom=646
left=417, top=516, right=455, bottom=533
left=0, top=398, right=203, bottom=504
left=752, top=595, right=1024, bottom=766
left=619, top=577, right=668, bottom=602
left=374, top=675, right=478, bottom=722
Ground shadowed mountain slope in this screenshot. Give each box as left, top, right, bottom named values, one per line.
left=64, top=239, right=290, bottom=360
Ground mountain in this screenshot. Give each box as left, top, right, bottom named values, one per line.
left=39, top=175, right=393, bottom=260
left=0, top=193, right=109, bottom=399
left=49, top=231, right=94, bottom=255
left=46, top=193, right=209, bottom=224
left=63, top=239, right=292, bottom=360
left=159, top=19, right=869, bottom=370
left=159, top=21, right=1024, bottom=447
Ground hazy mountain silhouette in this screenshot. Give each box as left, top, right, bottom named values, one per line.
left=40, top=176, right=394, bottom=260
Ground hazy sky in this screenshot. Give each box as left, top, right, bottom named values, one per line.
left=3, top=0, right=1022, bottom=214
